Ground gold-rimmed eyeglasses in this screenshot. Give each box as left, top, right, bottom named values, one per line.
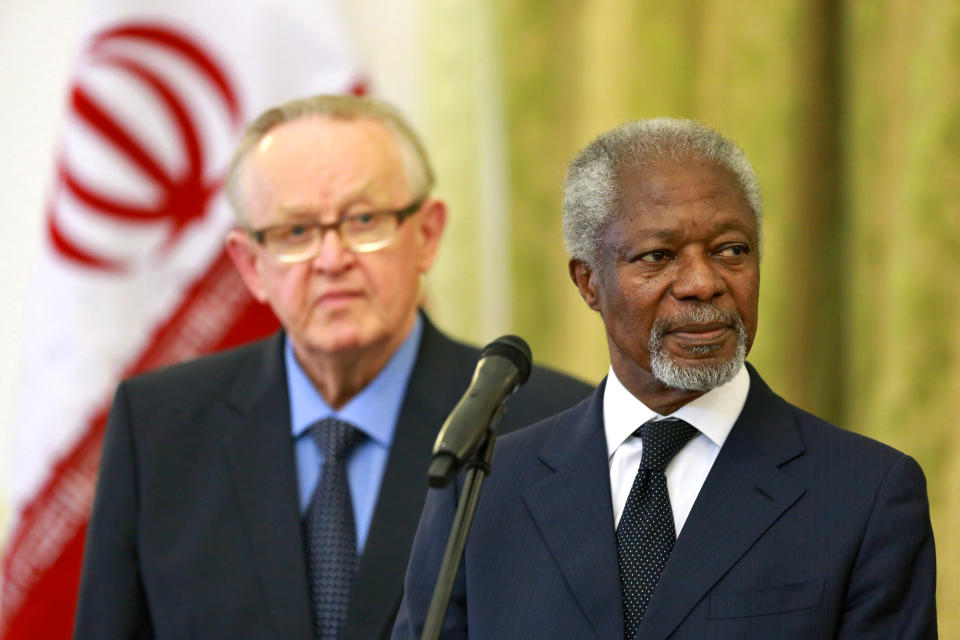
left=247, top=199, right=424, bottom=263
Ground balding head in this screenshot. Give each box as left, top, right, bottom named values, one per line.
left=225, top=94, right=434, bottom=224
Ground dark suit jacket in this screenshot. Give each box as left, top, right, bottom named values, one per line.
left=74, top=315, right=592, bottom=639
left=394, top=364, right=937, bottom=639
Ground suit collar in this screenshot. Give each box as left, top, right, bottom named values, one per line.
left=536, top=378, right=608, bottom=471
left=522, top=382, right=626, bottom=640
left=226, top=331, right=287, bottom=418
left=219, top=333, right=315, bottom=639
left=732, top=363, right=805, bottom=466
left=637, top=363, right=807, bottom=640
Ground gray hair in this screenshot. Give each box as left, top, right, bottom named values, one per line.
left=225, top=94, right=434, bottom=223
left=562, top=117, right=763, bottom=271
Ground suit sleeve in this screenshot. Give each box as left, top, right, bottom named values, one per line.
left=837, top=454, right=937, bottom=639
left=391, top=482, right=468, bottom=640
left=74, top=383, right=154, bottom=639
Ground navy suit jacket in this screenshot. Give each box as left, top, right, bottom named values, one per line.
left=75, top=315, right=592, bottom=639
left=394, top=364, right=937, bottom=639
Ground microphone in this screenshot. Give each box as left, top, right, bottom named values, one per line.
left=428, top=335, right=532, bottom=488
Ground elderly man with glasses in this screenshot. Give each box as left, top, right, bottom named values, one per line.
left=75, top=95, right=591, bottom=640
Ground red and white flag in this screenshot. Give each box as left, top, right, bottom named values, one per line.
left=1, top=1, right=365, bottom=637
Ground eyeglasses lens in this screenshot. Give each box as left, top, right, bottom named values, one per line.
left=265, top=212, right=401, bottom=263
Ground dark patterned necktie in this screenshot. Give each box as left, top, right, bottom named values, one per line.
left=616, top=417, right=699, bottom=640
left=304, top=418, right=363, bottom=640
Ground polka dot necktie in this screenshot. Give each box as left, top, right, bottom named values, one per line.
left=616, top=417, right=699, bottom=640
left=304, top=418, right=363, bottom=640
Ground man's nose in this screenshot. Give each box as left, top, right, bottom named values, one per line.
left=310, top=227, right=355, bottom=272
left=671, top=252, right=725, bottom=301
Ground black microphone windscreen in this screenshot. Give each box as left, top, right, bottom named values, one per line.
left=480, top=335, right=532, bottom=385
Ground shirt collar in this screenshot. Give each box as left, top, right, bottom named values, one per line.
left=285, top=314, right=423, bottom=446
left=603, top=363, right=750, bottom=459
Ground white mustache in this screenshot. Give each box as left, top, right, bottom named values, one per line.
left=650, top=305, right=745, bottom=338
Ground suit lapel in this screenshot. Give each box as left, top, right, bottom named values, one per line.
left=638, top=366, right=807, bottom=640
left=344, top=317, right=474, bottom=639
left=522, top=383, right=625, bottom=640
left=219, top=334, right=314, bottom=640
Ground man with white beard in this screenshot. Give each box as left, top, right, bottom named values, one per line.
left=393, top=118, right=937, bottom=640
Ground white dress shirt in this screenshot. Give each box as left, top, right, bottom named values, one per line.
left=604, top=365, right=749, bottom=536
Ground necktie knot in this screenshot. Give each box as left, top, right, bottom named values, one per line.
left=310, top=417, right=362, bottom=461
left=635, top=417, right=699, bottom=471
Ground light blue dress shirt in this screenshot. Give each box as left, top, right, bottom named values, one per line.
left=285, top=315, right=423, bottom=552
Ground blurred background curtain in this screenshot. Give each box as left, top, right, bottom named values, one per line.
left=426, top=0, right=958, bottom=634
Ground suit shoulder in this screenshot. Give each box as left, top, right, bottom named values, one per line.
left=775, top=401, right=924, bottom=491
left=123, top=337, right=273, bottom=391
left=108, top=336, right=285, bottom=455
left=790, top=403, right=908, bottom=463
left=509, top=361, right=592, bottom=419
left=422, top=320, right=591, bottom=393
left=747, top=366, right=914, bottom=471
left=527, top=362, right=594, bottom=397
left=116, top=335, right=280, bottom=422
left=423, top=323, right=593, bottom=431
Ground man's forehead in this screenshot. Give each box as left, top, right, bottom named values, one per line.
left=617, top=158, right=743, bottom=205
left=601, top=159, right=757, bottom=243
left=252, top=115, right=401, bottom=168
left=240, top=115, right=410, bottom=217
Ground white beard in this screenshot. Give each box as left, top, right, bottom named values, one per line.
left=648, top=305, right=748, bottom=391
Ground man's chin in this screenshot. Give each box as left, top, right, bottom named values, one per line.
left=649, top=351, right=744, bottom=392
left=295, top=324, right=372, bottom=358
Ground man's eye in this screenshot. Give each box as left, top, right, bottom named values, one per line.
left=346, top=212, right=380, bottom=229
left=288, top=224, right=309, bottom=237
left=717, top=244, right=749, bottom=257
left=638, top=250, right=670, bottom=263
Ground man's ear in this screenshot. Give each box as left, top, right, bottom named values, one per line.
left=225, top=230, right=269, bottom=303
left=414, top=198, right=447, bottom=273
left=569, top=258, right=602, bottom=312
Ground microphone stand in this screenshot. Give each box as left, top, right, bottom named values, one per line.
left=420, top=425, right=498, bottom=640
